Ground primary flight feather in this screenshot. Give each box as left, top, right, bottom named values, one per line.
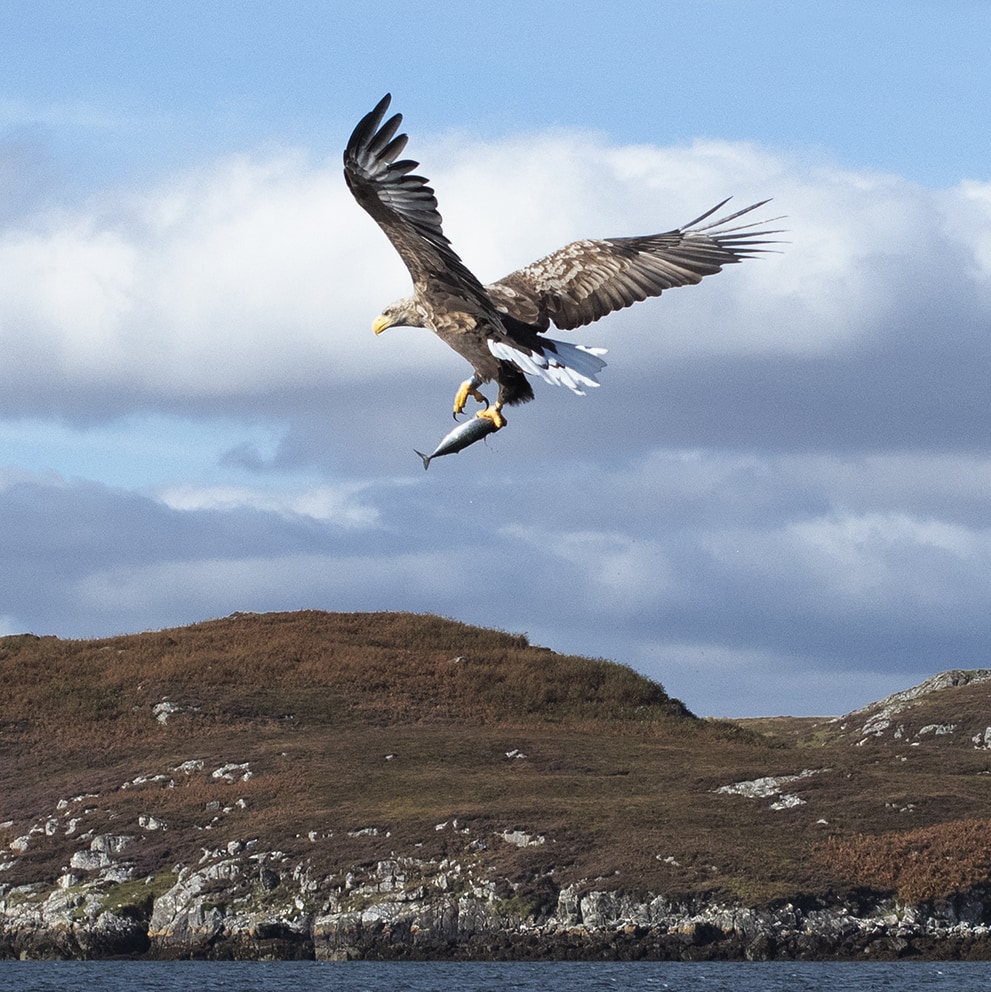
left=344, top=94, right=780, bottom=432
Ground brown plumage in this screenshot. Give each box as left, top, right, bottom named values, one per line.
left=344, top=94, right=781, bottom=429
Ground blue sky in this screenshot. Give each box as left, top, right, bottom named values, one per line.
left=2, top=1, right=990, bottom=716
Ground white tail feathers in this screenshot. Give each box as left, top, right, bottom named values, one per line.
left=488, top=339, right=607, bottom=395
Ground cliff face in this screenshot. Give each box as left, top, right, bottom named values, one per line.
left=4, top=843, right=991, bottom=961
left=3, top=611, right=991, bottom=960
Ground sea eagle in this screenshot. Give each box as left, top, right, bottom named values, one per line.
left=344, top=94, right=779, bottom=430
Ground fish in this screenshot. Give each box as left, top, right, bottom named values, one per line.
left=414, top=416, right=499, bottom=469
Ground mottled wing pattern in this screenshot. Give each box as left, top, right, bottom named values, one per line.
left=487, top=199, right=783, bottom=331
left=343, top=94, right=490, bottom=302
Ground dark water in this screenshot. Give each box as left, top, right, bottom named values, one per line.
left=0, top=960, right=985, bottom=992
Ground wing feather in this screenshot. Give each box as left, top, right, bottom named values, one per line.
left=487, top=199, right=784, bottom=331
left=343, top=94, right=490, bottom=303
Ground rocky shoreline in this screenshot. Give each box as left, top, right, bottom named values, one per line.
left=3, top=842, right=991, bottom=961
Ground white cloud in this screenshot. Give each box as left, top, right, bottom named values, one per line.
left=3, top=132, right=989, bottom=423
left=503, top=524, right=677, bottom=614
left=0, top=150, right=429, bottom=408
left=157, top=482, right=380, bottom=527
left=945, top=180, right=991, bottom=282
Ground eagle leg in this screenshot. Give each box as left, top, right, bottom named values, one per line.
left=475, top=403, right=506, bottom=430
left=453, top=375, right=489, bottom=417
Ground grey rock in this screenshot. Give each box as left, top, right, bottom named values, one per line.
left=5, top=840, right=991, bottom=960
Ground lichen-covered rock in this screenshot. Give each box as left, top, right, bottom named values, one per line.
left=5, top=846, right=991, bottom=960
left=0, top=884, right=149, bottom=959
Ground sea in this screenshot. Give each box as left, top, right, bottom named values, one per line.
left=0, top=960, right=987, bottom=992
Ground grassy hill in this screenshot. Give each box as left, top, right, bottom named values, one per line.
left=3, top=610, right=991, bottom=913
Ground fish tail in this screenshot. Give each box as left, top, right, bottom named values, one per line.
left=414, top=449, right=431, bottom=470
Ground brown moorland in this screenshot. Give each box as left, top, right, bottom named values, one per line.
left=2, top=610, right=991, bottom=909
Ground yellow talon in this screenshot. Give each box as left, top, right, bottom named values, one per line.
left=453, top=377, right=488, bottom=416
left=475, top=404, right=506, bottom=430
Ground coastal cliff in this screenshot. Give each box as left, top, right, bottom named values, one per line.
left=3, top=611, right=991, bottom=960
left=4, top=840, right=991, bottom=961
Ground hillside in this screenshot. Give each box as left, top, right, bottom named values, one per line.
left=2, top=610, right=991, bottom=960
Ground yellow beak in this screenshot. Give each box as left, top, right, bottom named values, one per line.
left=372, top=314, right=391, bottom=335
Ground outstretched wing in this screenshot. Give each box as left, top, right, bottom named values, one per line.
left=487, top=199, right=783, bottom=331
left=343, top=94, right=490, bottom=305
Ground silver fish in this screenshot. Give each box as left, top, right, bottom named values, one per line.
left=414, top=416, right=499, bottom=469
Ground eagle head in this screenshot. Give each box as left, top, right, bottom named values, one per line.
left=373, top=297, right=423, bottom=334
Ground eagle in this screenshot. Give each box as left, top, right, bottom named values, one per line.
left=344, top=94, right=779, bottom=431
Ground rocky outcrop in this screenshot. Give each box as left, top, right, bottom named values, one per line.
left=833, top=670, right=991, bottom=746
left=5, top=845, right=991, bottom=960
left=0, top=880, right=150, bottom=960
left=307, top=862, right=991, bottom=961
